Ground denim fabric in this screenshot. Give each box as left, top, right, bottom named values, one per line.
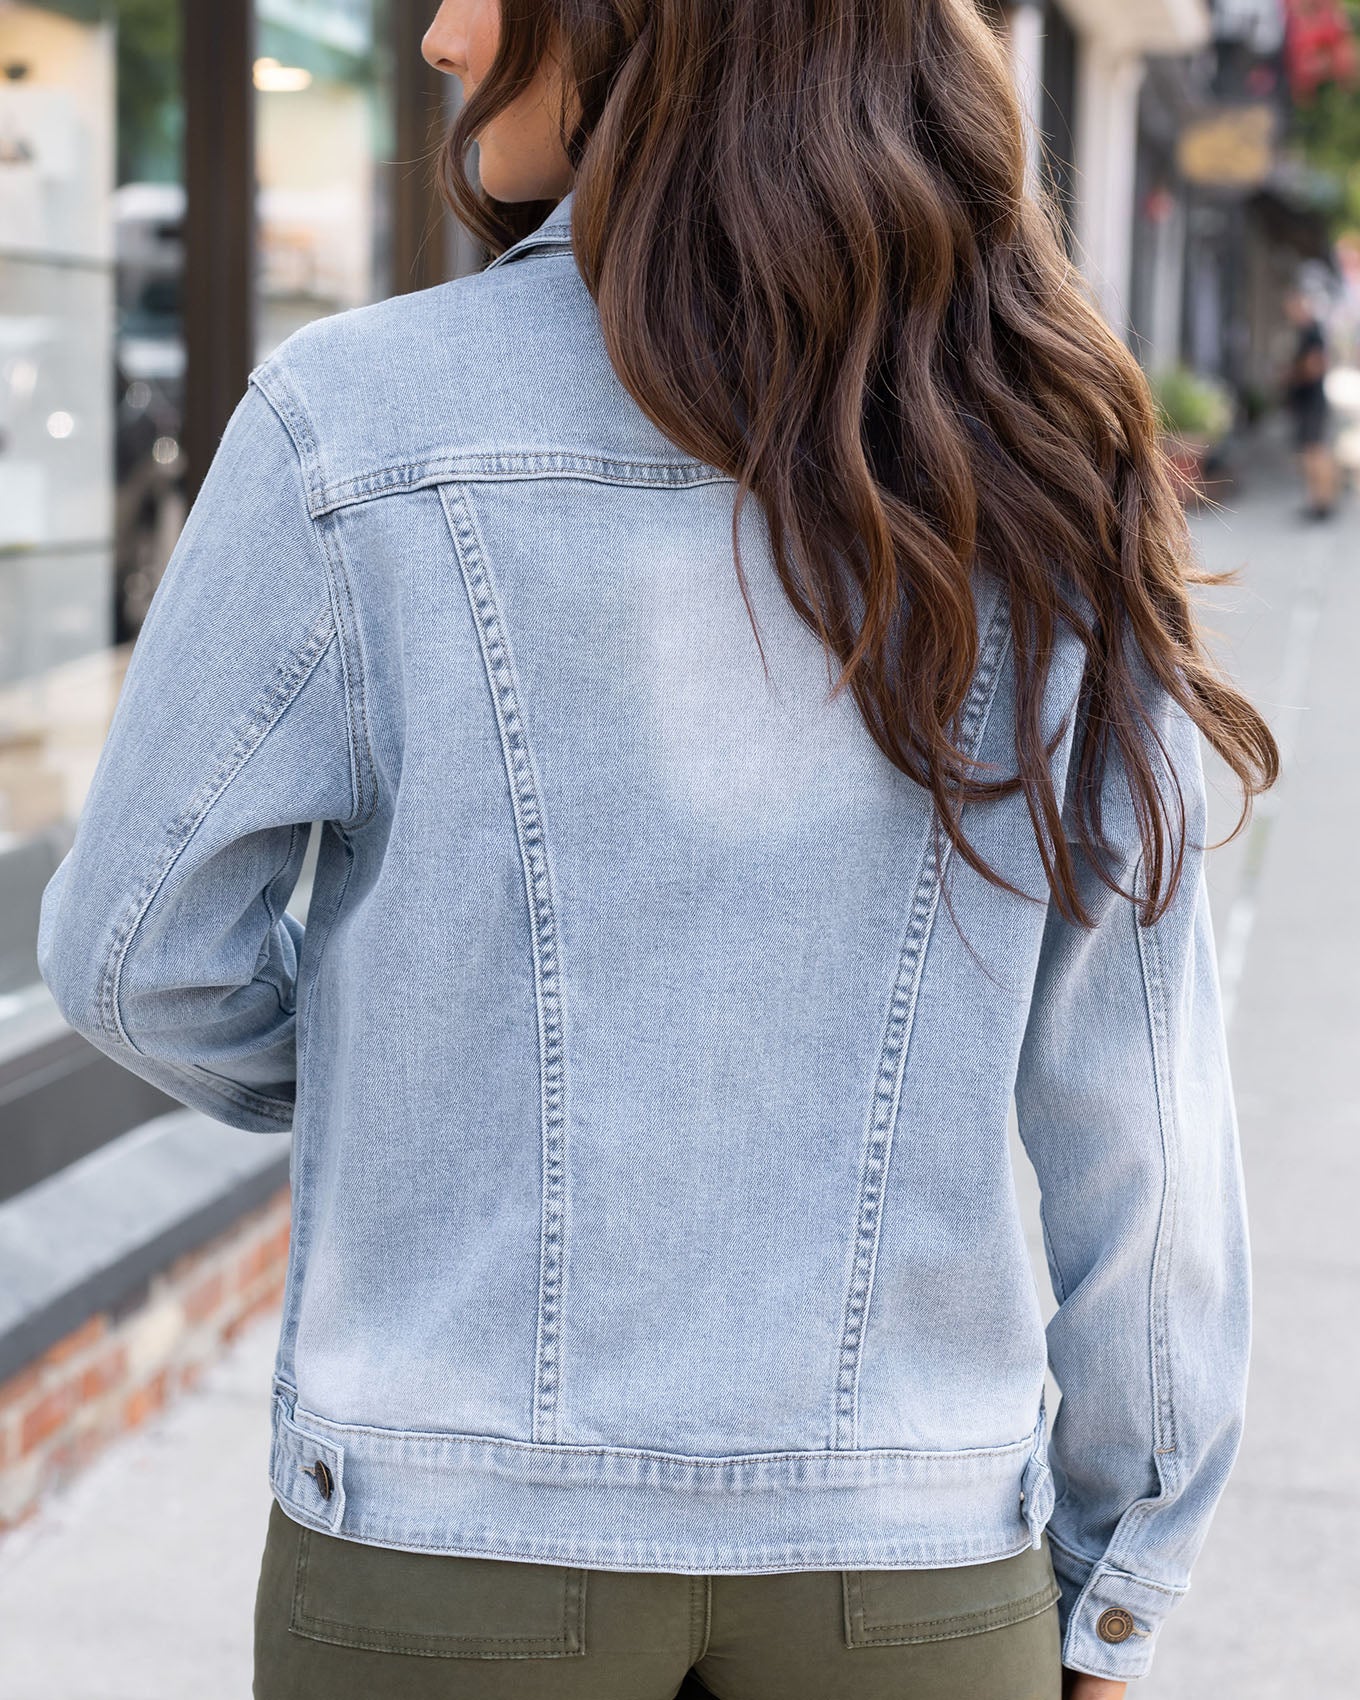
left=36, top=189, right=1250, bottom=1683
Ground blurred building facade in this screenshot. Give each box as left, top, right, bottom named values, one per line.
left=998, top=0, right=1340, bottom=395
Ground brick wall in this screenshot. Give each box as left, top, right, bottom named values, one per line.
left=0, top=1186, right=290, bottom=1533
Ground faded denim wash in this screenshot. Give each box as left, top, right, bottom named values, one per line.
left=36, top=189, right=1250, bottom=1683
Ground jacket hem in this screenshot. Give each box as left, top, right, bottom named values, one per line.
left=269, top=1385, right=1053, bottom=1574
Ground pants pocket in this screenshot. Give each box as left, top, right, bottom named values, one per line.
left=288, top=1515, right=589, bottom=1659
left=841, top=1535, right=1060, bottom=1648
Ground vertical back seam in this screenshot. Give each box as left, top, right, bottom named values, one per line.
left=833, top=582, right=1014, bottom=1450
left=440, top=483, right=569, bottom=1446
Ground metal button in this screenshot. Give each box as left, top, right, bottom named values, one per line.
left=1096, top=1607, right=1136, bottom=1644
left=302, top=1458, right=334, bottom=1501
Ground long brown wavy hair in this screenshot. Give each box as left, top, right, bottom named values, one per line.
left=437, top=0, right=1279, bottom=927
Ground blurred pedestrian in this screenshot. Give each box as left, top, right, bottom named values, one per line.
left=1283, top=287, right=1338, bottom=520
left=36, top=2, right=1280, bottom=1699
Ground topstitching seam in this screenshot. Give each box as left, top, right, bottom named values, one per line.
left=1133, top=894, right=1181, bottom=1465
left=834, top=582, right=1014, bottom=1450
left=440, top=481, right=568, bottom=1447
left=94, top=607, right=338, bottom=1123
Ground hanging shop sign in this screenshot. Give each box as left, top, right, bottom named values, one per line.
left=1176, top=103, right=1276, bottom=188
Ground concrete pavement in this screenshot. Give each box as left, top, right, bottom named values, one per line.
left=1137, top=423, right=1360, bottom=1697
left=0, top=1300, right=276, bottom=1698
left=0, top=415, right=1354, bottom=1698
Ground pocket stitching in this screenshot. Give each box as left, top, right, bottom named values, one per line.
left=283, top=1623, right=585, bottom=1661
left=852, top=1579, right=1060, bottom=1634
left=842, top=1570, right=1060, bottom=1647
left=854, top=1589, right=1060, bottom=1648
left=288, top=1526, right=588, bottom=1659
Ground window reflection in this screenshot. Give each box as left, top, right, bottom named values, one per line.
left=0, top=7, right=117, bottom=691
left=255, top=0, right=394, bottom=358
left=0, top=0, right=182, bottom=1027
left=0, top=0, right=408, bottom=1042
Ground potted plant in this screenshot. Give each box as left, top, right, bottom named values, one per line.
left=1150, top=365, right=1235, bottom=503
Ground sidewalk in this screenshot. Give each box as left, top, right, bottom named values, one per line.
left=0, top=419, right=1354, bottom=1698
left=0, top=1300, right=277, bottom=1699
left=1138, top=423, right=1360, bottom=1697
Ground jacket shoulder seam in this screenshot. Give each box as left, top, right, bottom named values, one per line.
left=249, top=367, right=378, bottom=830
left=249, top=360, right=327, bottom=512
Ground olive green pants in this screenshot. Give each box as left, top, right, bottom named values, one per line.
left=254, top=1498, right=1062, bottom=1699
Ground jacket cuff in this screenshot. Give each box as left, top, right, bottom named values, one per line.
left=1050, top=1535, right=1187, bottom=1680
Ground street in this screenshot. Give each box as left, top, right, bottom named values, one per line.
left=0, top=413, right=1354, bottom=1698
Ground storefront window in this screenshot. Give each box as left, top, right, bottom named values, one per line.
left=0, top=2, right=182, bottom=1038
left=1, top=5, right=117, bottom=690
left=254, top=0, right=395, bottom=358
left=0, top=1, right=436, bottom=1059
left=113, top=0, right=184, bottom=639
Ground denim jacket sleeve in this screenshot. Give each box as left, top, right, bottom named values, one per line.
left=1014, top=690, right=1251, bottom=1681
left=36, top=372, right=366, bottom=1132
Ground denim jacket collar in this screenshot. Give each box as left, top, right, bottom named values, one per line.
left=483, top=187, right=575, bottom=271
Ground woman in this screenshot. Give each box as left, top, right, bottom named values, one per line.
left=37, top=0, right=1277, bottom=1696
left=1282, top=287, right=1338, bottom=521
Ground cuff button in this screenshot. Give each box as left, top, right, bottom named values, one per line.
left=302, top=1458, right=334, bottom=1501
left=1096, top=1607, right=1136, bottom=1644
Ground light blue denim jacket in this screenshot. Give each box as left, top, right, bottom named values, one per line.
left=36, top=189, right=1249, bottom=1681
